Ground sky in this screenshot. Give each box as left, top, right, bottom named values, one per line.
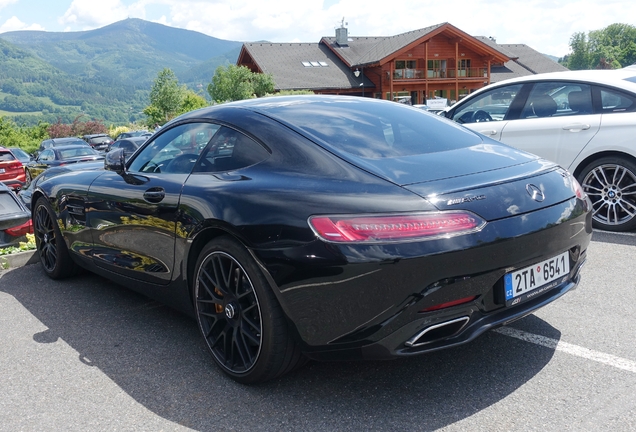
left=0, top=0, right=634, bottom=57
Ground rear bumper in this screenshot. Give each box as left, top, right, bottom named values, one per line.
left=1, top=179, right=25, bottom=191
left=256, top=197, right=592, bottom=358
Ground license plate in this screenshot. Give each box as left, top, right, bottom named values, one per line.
left=0, top=168, right=4, bottom=173
left=504, top=252, right=570, bottom=306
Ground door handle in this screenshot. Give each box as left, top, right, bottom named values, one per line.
left=563, top=123, right=591, bottom=132
left=143, top=188, right=165, bottom=203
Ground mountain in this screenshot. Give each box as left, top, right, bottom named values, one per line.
left=0, top=18, right=243, bottom=124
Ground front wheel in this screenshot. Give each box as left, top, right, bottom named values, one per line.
left=577, top=156, right=636, bottom=231
left=193, top=236, right=306, bottom=383
left=33, top=197, right=78, bottom=279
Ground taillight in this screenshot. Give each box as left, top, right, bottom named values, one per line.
left=571, top=176, right=586, bottom=200
left=5, top=219, right=33, bottom=237
left=5, top=161, right=22, bottom=170
left=308, top=211, right=486, bottom=243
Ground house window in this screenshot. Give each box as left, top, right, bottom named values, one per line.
left=395, top=60, right=417, bottom=69
left=394, top=60, right=417, bottom=79
left=427, top=60, right=447, bottom=78
left=457, top=59, right=472, bottom=77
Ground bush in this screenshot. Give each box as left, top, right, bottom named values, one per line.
left=46, top=115, right=108, bottom=138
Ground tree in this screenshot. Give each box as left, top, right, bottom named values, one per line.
left=178, top=90, right=209, bottom=115
left=207, top=65, right=275, bottom=103
left=564, top=32, right=590, bottom=70
left=144, top=68, right=185, bottom=124
left=563, top=23, right=636, bottom=70
left=251, top=73, right=275, bottom=98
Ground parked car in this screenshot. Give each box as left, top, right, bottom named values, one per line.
left=31, top=95, right=591, bottom=383
left=0, top=181, right=31, bottom=248
left=108, top=136, right=146, bottom=161
left=0, top=146, right=27, bottom=191
left=25, top=145, right=104, bottom=182
left=114, top=130, right=149, bottom=141
left=83, top=133, right=114, bottom=152
left=412, top=104, right=445, bottom=115
left=18, top=161, right=104, bottom=211
left=9, top=147, right=33, bottom=165
left=443, top=67, right=636, bottom=231
left=38, top=137, right=90, bottom=152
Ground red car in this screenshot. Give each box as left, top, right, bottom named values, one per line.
left=0, top=146, right=26, bottom=191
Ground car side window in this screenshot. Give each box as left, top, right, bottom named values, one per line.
left=599, top=87, right=636, bottom=112
left=193, top=126, right=270, bottom=173
left=128, top=123, right=221, bottom=174
left=451, top=84, right=523, bottom=124
left=521, top=82, right=592, bottom=119
left=38, top=149, right=54, bottom=161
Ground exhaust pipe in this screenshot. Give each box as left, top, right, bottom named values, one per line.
left=405, top=316, right=469, bottom=347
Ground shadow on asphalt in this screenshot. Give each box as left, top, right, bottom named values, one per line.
left=1, top=265, right=560, bottom=431
left=591, top=230, right=636, bottom=246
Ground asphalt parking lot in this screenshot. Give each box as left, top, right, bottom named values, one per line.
left=1, top=230, right=635, bottom=431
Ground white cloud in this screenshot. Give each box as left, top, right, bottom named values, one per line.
left=55, top=0, right=636, bottom=56
left=59, top=0, right=134, bottom=29
left=0, top=16, right=45, bottom=32
left=0, top=0, right=18, bottom=10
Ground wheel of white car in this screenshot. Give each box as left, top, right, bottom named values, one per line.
left=577, top=156, right=636, bottom=232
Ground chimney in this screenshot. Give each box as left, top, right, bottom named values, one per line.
left=336, top=21, right=348, bottom=47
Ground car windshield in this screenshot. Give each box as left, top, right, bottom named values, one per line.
left=257, top=98, right=480, bottom=159
left=10, top=148, right=29, bottom=159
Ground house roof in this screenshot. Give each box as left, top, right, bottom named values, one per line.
left=238, top=23, right=565, bottom=90
left=240, top=42, right=373, bottom=91
left=500, top=44, right=568, bottom=74
left=474, top=36, right=567, bottom=82
left=322, top=23, right=446, bottom=67
left=323, top=23, right=509, bottom=67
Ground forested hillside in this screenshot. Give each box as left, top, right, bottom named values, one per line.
left=0, top=19, right=242, bottom=125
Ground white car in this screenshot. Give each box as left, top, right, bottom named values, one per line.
left=443, top=66, right=636, bottom=232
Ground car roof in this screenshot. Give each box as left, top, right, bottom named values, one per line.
left=50, top=144, right=97, bottom=151
left=83, top=133, right=109, bottom=138
left=444, top=67, right=636, bottom=111
left=479, top=67, right=636, bottom=91
left=43, top=137, right=88, bottom=146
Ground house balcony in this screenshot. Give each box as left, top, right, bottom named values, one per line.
left=392, top=68, right=488, bottom=80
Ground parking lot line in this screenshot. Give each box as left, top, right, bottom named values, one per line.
left=495, top=326, right=636, bottom=374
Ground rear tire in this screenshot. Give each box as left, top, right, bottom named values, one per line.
left=193, top=236, right=306, bottom=383
left=577, top=156, right=636, bottom=232
left=33, top=197, right=78, bottom=279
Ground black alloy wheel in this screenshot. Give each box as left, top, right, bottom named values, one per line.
left=194, top=236, right=305, bottom=383
left=33, top=197, right=77, bottom=279
left=578, top=156, right=636, bottom=232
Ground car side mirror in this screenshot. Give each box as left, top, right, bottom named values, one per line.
left=104, top=148, right=126, bottom=174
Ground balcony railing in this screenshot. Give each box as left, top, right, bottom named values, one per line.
left=393, top=68, right=488, bottom=80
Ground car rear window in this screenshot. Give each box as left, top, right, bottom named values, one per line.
left=0, top=190, right=23, bottom=215
left=0, top=151, right=16, bottom=161
left=258, top=98, right=480, bottom=159
left=59, top=148, right=98, bottom=159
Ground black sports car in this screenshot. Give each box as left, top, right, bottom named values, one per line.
left=32, top=96, right=592, bottom=383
